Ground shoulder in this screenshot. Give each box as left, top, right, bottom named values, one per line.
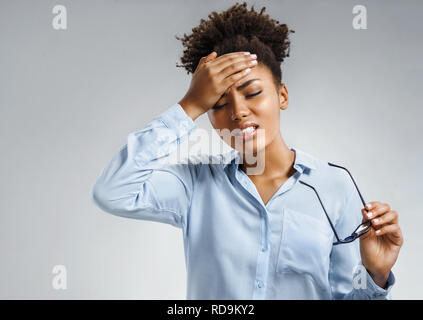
left=296, top=148, right=356, bottom=201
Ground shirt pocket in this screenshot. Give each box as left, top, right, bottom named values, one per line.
left=276, top=207, right=334, bottom=291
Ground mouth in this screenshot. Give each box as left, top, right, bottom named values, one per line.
left=234, top=125, right=259, bottom=141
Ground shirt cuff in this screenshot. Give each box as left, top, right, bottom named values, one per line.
left=156, top=103, right=197, bottom=138
left=365, top=268, right=396, bottom=299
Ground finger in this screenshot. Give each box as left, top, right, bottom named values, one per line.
left=374, top=223, right=400, bottom=237
left=204, top=51, right=217, bottom=63
left=220, top=67, right=253, bottom=90
left=371, top=210, right=398, bottom=227
left=209, top=51, right=252, bottom=67
left=229, top=72, right=254, bottom=91
left=194, top=51, right=217, bottom=74
left=214, top=54, right=257, bottom=77
left=219, top=58, right=258, bottom=81
left=365, top=202, right=390, bottom=220
left=364, top=201, right=386, bottom=212
left=364, top=201, right=378, bottom=211
left=361, top=208, right=371, bottom=223
left=208, top=52, right=255, bottom=74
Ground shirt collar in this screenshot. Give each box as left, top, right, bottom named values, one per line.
left=290, top=146, right=317, bottom=173
left=223, top=146, right=317, bottom=173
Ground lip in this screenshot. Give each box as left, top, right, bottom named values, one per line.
left=238, top=121, right=259, bottom=130
left=234, top=122, right=259, bottom=141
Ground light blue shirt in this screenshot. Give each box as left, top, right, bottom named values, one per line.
left=91, top=102, right=395, bottom=299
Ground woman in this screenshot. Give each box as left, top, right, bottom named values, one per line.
left=91, top=2, right=403, bottom=299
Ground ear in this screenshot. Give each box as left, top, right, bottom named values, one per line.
left=279, top=83, right=289, bottom=110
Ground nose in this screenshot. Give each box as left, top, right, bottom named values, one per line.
left=230, top=102, right=251, bottom=121
left=231, top=107, right=248, bottom=121
left=224, top=84, right=252, bottom=121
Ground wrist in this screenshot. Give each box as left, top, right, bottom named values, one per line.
left=178, top=98, right=203, bottom=121
left=367, top=269, right=390, bottom=289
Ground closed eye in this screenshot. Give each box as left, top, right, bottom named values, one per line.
left=246, top=90, right=262, bottom=98
left=212, top=90, right=263, bottom=110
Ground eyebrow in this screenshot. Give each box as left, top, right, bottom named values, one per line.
left=221, top=78, right=260, bottom=98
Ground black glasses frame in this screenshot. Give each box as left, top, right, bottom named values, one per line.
left=298, top=162, right=372, bottom=245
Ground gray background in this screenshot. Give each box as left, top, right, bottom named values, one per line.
left=0, top=0, right=421, bottom=299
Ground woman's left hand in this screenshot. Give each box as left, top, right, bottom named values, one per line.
left=359, top=201, right=403, bottom=288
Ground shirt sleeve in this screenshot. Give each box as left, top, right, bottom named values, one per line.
left=90, top=103, right=199, bottom=229
left=328, top=183, right=396, bottom=299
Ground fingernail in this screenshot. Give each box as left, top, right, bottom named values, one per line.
left=367, top=211, right=373, bottom=218
left=375, top=230, right=381, bottom=234
left=250, top=54, right=257, bottom=58
left=373, top=218, right=379, bottom=224
left=244, top=52, right=251, bottom=55
left=366, top=203, right=372, bottom=209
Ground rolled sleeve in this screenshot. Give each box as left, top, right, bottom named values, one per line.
left=364, top=267, right=396, bottom=299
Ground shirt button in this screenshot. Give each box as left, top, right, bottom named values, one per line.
left=261, top=246, right=267, bottom=252
left=257, top=280, right=264, bottom=288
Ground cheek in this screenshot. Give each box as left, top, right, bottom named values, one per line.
left=256, top=101, right=280, bottom=134
left=207, top=113, right=233, bottom=147
left=208, top=111, right=229, bottom=130
left=262, top=118, right=280, bottom=148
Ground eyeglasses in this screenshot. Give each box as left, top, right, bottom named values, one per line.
left=298, top=162, right=372, bottom=245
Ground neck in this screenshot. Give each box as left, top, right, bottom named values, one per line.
left=240, top=134, right=296, bottom=179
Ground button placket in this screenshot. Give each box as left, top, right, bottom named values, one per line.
left=261, top=210, right=269, bottom=251
left=240, top=173, right=270, bottom=252
left=234, top=168, right=271, bottom=299
left=252, top=226, right=271, bottom=299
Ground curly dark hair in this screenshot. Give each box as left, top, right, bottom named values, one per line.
left=175, top=1, right=294, bottom=90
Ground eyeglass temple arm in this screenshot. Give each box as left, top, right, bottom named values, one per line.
left=327, top=162, right=366, bottom=207
left=298, top=180, right=341, bottom=243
